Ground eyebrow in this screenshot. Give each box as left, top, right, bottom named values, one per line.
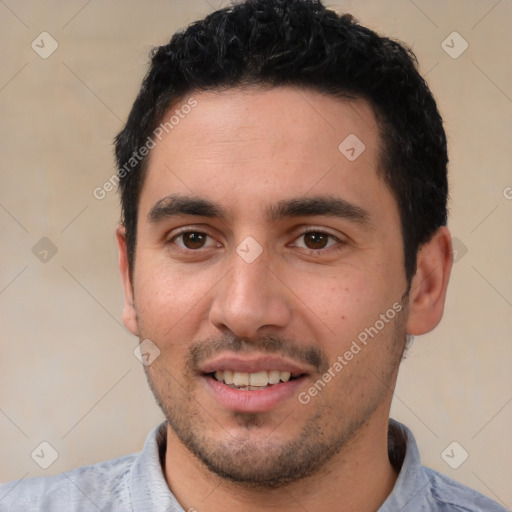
left=268, top=196, right=373, bottom=228
left=148, top=193, right=373, bottom=229
left=148, top=195, right=226, bottom=223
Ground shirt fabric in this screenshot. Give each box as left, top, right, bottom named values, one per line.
left=0, top=419, right=507, bottom=511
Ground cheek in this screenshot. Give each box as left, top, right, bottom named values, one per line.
left=291, top=266, right=383, bottom=317
left=133, top=260, right=213, bottom=338
left=288, top=264, right=401, bottom=350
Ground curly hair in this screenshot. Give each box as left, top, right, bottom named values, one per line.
left=114, top=0, right=448, bottom=285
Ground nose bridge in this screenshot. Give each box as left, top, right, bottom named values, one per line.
left=225, top=248, right=275, bottom=315
left=209, top=246, right=291, bottom=337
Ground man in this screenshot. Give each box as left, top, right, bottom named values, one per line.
left=0, top=0, right=506, bottom=510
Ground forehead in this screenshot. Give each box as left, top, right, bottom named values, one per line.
left=138, top=86, right=395, bottom=224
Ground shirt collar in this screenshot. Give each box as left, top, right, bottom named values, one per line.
left=128, top=422, right=183, bottom=512
left=379, top=419, right=433, bottom=511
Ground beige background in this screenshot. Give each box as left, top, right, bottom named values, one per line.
left=0, top=0, right=511, bottom=508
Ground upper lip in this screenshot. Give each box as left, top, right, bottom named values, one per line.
left=199, top=355, right=312, bottom=375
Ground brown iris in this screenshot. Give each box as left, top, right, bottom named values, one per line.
left=182, top=232, right=207, bottom=249
left=303, top=232, right=329, bottom=250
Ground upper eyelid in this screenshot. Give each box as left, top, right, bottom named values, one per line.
left=169, top=229, right=218, bottom=244
left=297, top=226, right=342, bottom=238
left=290, top=226, right=346, bottom=244
left=289, top=230, right=343, bottom=249
left=167, top=225, right=219, bottom=240
left=168, top=226, right=342, bottom=238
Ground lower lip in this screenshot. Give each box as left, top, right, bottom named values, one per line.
left=203, top=375, right=306, bottom=413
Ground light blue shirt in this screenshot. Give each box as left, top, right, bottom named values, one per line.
left=0, top=419, right=507, bottom=511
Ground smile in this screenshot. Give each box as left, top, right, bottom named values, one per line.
left=208, top=370, right=300, bottom=390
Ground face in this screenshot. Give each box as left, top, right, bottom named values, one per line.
left=119, top=86, right=411, bottom=487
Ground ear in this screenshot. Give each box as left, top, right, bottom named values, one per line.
left=116, top=224, right=140, bottom=337
left=406, top=226, right=453, bottom=336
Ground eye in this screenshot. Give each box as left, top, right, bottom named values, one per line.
left=291, top=230, right=342, bottom=251
left=169, top=231, right=220, bottom=250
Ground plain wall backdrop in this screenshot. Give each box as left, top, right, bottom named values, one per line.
left=0, top=0, right=511, bottom=508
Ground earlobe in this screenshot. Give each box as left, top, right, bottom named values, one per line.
left=405, top=226, right=453, bottom=336
left=116, top=225, right=140, bottom=337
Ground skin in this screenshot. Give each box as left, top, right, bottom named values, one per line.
left=117, top=86, right=453, bottom=512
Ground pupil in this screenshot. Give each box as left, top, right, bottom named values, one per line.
left=184, top=232, right=205, bottom=249
left=305, top=232, right=327, bottom=249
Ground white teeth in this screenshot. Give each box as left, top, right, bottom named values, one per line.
left=249, top=371, right=268, bottom=387
left=233, top=372, right=249, bottom=386
left=213, top=370, right=296, bottom=388
left=223, top=370, right=234, bottom=385
left=280, top=372, right=291, bottom=383
left=268, top=370, right=280, bottom=384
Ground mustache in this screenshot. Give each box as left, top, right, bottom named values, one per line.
left=187, top=333, right=330, bottom=374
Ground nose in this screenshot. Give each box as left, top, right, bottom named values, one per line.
left=209, top=248, right=292, bottom=339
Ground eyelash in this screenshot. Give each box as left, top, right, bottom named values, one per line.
left=167, top=228, right=345, bottom=254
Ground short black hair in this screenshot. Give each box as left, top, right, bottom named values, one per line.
left=114, top=0, right=448, bottom=285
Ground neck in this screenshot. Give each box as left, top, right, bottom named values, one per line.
left=163, top=413, right=399, bottom=512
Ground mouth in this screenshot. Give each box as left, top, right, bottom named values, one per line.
left=205, top=370, right=303, bottom=391
left=200, top=356, right=310, bottom=412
